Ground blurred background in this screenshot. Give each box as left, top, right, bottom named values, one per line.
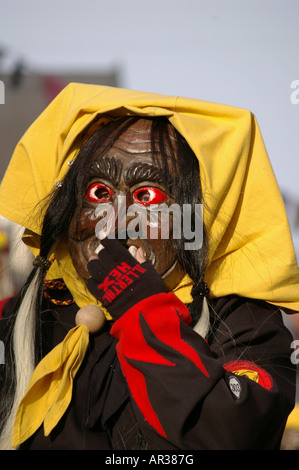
left=0, top=0, right=299, bottom=445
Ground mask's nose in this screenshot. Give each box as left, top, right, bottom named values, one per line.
left=94, top=193, right=142, bottom=242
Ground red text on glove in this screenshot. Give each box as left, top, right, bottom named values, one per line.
left=97, top=262, right=146, bottom=304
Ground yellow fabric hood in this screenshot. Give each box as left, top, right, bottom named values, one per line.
left=0, top=82, right=298, bottom=313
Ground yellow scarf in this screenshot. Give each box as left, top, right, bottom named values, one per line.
left=0, top=84, right=298, bottom=447
left=12, top=325, right=89, bottom=447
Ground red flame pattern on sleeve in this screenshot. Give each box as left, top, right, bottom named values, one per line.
left=110, top=292, right=209, bottom=437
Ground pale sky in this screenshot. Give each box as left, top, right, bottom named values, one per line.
left=0, top=0, right=299, bottom=203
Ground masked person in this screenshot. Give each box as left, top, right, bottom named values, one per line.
left=0, top=84, right=298, bottom=450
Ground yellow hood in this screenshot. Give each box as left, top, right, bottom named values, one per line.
left=0, top=82, right=298, bottom=313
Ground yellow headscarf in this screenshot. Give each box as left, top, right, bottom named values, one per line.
left=0, top=82, right=298, bottom=312
left=1, top=84, right=299, bottom=447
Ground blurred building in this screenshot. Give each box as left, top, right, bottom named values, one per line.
left=0, top=65, right=120, bottom=296
left=0, top=65, right=120, bottom=179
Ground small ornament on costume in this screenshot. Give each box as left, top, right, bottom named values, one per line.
left=224, top=360, right=273, bottom=391
left=43, top=278, right=75, bottom=306
left=191, top=281, right=210, bottom=299
left=75, top=305, right=106, bottom=334
left=228, top=375, right=242, bottom=399
left=33, top=255, right=52, bottom=270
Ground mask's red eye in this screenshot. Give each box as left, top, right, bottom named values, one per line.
left=85, top=183, right=114, bottom=203
left=133, top=187, right=169, bottom=206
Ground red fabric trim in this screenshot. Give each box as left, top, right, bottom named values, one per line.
left=110, top=292, right=209, bottom=437
left=0, top=297, right=10, bottom=319
left=117, top=351, right=167, bottom=437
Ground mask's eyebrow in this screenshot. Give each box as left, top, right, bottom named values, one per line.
left=123, top=162, right=167, bottom=186
left=87, top=156, right=123, bottom=185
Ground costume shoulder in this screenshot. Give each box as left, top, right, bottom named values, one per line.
left=111, top=293, right=296, bottom=449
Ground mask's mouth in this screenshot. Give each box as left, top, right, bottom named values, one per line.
left=94, top=239, right=156, bottom=266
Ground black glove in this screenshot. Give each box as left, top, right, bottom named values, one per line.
left=87, top=237, right=165, bottom=318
